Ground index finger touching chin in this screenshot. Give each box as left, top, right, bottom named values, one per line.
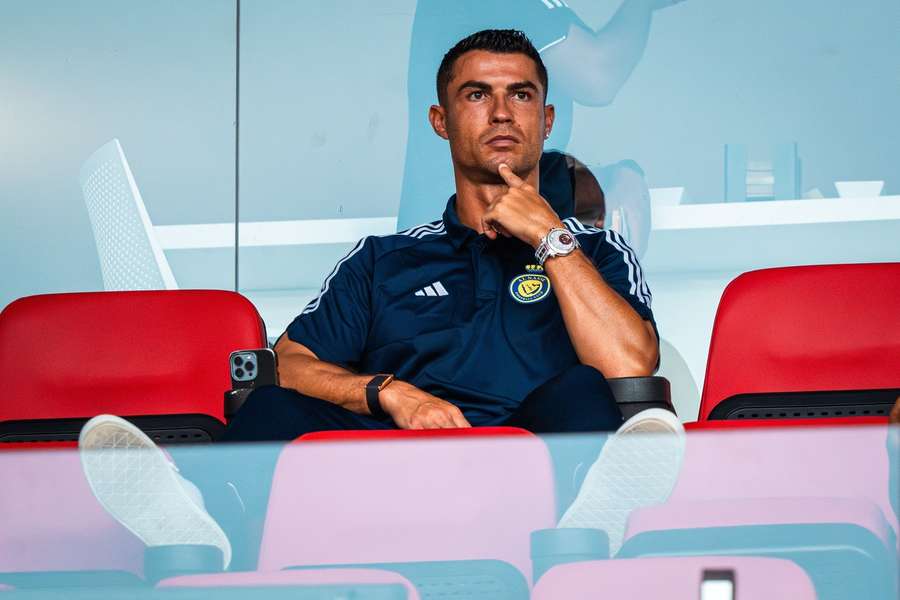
left=498, top=163, right=525, bottom=188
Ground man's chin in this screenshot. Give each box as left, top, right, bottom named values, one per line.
left=481, top=156, right=527, bottom=178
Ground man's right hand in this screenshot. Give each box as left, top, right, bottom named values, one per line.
left=379, top=380, right=472, bottom=429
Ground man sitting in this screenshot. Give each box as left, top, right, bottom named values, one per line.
left=79, top=29, right=684, bottom=570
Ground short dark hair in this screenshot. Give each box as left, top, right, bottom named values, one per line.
left=436, top=29, right=548, bottom=107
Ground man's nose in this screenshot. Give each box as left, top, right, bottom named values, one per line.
left=490, top=95, right=513, bottom=124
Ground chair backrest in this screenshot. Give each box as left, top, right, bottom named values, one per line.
left=258, top=428, right=556, bottom=584
left=80, top=138, right=177, bottom=291
left=158, top=569, right=420, bottom=599
left=700, top=263, right=900, bottom=421
left=631, top=423, right=898, bottom=538
left=0, top=290, right=266, bottom=442
left=532, top=556, right=816, bottom=599
left=0, top=447, right=144, bottom=577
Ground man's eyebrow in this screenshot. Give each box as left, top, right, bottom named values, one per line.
left=456, top=80, right=540, bottom=94
left=507, top=81, right=539, bottom=93
left=456, top=80, right=492, bottom=94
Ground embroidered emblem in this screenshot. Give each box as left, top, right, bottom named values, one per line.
left=509, top=265, right=551, bottom=304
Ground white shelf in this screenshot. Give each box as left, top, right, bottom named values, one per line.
left=643, top=196, right=900, bottom=274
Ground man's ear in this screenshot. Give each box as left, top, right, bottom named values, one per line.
left=544, top=104, right=555, bottom=140
left=429, top=104, right=449, bottom=140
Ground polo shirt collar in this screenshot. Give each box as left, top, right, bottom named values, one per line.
left=442, top=195, right=482, bottom=249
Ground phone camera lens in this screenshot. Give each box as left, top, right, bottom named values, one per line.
left=245, top=361, right=255, bottom=371
left=235, top=368, right=245, bottom=378
left=234, top=356, right=244, bottom=366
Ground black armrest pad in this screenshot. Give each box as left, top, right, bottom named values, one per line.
left=607, top=376, right=674, bottom=420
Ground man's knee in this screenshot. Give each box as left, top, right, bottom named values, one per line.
left=515, top=364, right=622, bottom=433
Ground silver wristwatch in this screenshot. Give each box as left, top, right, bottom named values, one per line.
left=535, top=227, right=579, bottom=265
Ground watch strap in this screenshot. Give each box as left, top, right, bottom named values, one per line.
left=366, top=374, right=393, bottom=419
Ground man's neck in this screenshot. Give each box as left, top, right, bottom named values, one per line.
left=454, top=167, right=539, bottom=233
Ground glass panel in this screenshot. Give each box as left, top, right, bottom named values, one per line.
left=0, top=0, right=237, bottom=308
left=2, top=424, right=897, bottom=597
left=237, top=1, right=410, bottom=341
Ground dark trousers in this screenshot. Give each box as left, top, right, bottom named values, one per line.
left=178, top=364, right=622, bottom=568
left=222, top=363, right=622, bottom=441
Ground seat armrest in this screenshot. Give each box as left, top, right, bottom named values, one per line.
left=606, top=376, right=674, bottom=420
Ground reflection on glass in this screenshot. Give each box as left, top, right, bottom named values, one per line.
left=2, top=422, right=897, bottom=598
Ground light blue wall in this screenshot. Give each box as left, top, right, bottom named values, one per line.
left=567, top=0, right=900, bottom=201
left=0, top=0, right=236, bottom=308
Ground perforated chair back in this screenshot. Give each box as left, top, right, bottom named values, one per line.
left=80, top=139, right=177, bottom=291
left=259, top=428, right=555, bottom=591
left=0, top=290, right=267, bottom=443
left=700, top=263, right=900, bottom=421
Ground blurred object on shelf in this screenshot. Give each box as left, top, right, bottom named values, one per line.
left=802, top=188, right=825, bottom=199
left=834, top=180, right=884, bottom=198
left=725, top=142, right=802, bottom=203
left=650, top=187, right=685, bottom=208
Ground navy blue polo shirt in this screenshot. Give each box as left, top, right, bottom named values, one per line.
left=286, top=197, right=655, bottom=426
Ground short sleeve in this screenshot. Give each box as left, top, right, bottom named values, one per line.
left=588, top=229, right=655, bottom=323
left=284, top=237, right=373, bottom=369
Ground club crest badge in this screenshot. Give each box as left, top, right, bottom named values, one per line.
left=509, top=264, right=551, bottom=304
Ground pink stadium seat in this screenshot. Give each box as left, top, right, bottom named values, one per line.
left=698, top=263, right=900, bottom=423
left=532, top=556, right=817, bottom=599
left=159, top=568, right=419, bottom=598
left=258, top=427, right=555, bottom=597
left=619, top=424, right=898, bottom=600
left=0, top=447, right=144, bottom=587
left=0, top=290, right=267, bottom=445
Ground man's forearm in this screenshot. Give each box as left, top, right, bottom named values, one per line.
left=544, top=250, right=658, bottom=377
left=274, top=339, right=371, bottom=414
left=273, top=337, right=472, bottom=429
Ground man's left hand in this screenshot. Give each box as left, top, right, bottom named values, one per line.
left=482, top=163, right=565, bottom=248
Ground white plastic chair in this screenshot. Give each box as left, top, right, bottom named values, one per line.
left=79, top=139, right=177, bottom=290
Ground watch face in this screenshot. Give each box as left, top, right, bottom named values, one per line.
left=547, top=228, right=576, bottom=252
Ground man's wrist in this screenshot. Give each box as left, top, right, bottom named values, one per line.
left=365, top=374, right=394, bottom=418
left=530, top=219, right=565, bottom=249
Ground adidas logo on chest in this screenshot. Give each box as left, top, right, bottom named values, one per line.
left=414, top=281, right=449, bottom=297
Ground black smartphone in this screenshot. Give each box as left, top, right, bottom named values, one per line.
left=700, top=569, right=735, bottom=600
left=229, top=348, right=279, bottom=391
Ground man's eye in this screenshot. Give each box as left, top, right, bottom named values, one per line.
left=468, top=91, right=484, bottom=100
left=515, top=91, right=531, bottom=100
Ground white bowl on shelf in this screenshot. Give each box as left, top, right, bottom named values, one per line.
left=834, top=180, right=884, bottom=198
left=649, top=187, right=685, bottom=207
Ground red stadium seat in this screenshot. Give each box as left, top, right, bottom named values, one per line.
left=257, top=427, right=554, bottom=599
left=0, top=290, right=267, bottom=445
left=698, top=263, right=900, bottom=423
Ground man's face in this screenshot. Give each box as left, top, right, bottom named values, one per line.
left=431, top=50, right=554, bottom=184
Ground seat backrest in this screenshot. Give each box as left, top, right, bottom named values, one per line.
left=0, top=290, right=266, bottom=442
left=258, top=428, right=556, bottom=584
left=80, top=138, right=177, bottom=291
left=655, top=424, right=897, bottom=534
left=700, top=263, right=900, bottom=421
left=158, top=569, right=420, bottom=599
left=0, top=447, right=144, bottom=576
left=532, top=556, right=816, bottom=599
